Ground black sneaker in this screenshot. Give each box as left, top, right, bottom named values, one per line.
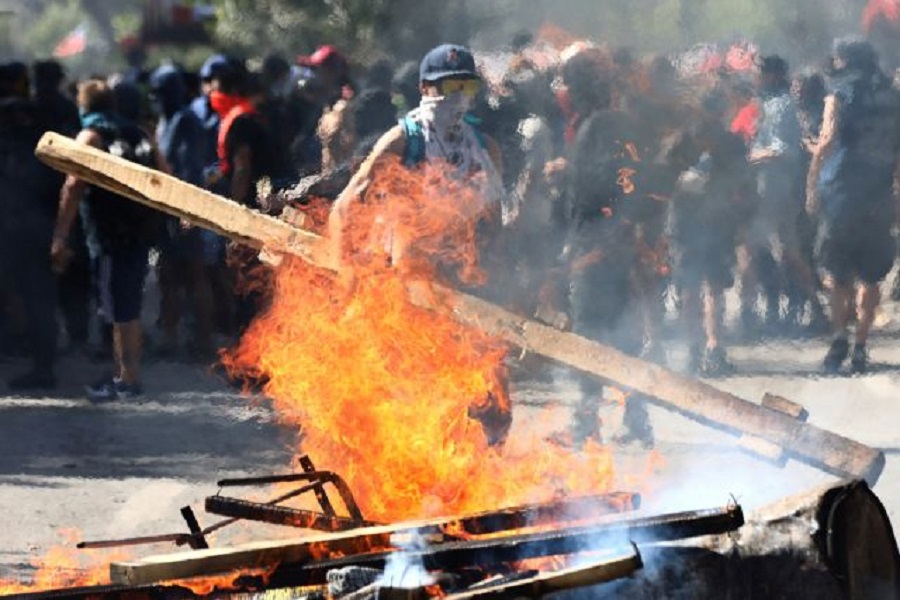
left=699, top=346, right=734, bottom=377
left=86, top=377, right=143, bottom=402
left=823, top=338, right=850, bottom=374
left=114, top=378, right=144, bottom=400
left=8, top=370, right=57, bottom=392
left=850, top=344, right=868, bottom=375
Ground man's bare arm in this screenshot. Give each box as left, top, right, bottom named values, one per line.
left=806, top=95, right=837, bottom=216
left=327, top=125, right=405, bottom=266
left=51, top=129, right=103, bottom=271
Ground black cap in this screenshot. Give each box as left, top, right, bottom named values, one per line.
left=419, top=44, right=478, bottom=83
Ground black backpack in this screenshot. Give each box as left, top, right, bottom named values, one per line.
left=84, top=122, right=165, bottom=251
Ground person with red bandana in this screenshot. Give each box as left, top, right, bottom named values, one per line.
left=205, top=65, right=276, bottom=334
left=206, top=66, right=274, bottom=208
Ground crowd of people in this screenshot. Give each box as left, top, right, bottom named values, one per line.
left=1, top=32, right=899, bottom=424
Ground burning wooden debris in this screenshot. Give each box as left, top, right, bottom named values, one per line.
left=5, top=472, right=900, bottom=598
left=1, top=456, right=744, bottom=599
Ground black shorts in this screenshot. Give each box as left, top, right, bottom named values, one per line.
left=671, top=221, right=736, bottom=290
left=816, top=220, right=895, bottom=286
left=95, top=247, right=149, bottom=323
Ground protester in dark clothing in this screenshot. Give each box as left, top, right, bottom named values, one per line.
left=190, top=54, right=238, bottom=338
left=206, top=70, right=277, bottom=333
left=807, top=39, right=900, bottom=374
left=32, top=60, right=91, bottom=351
left=555, top=51, right=648, bottom=447
left=672, top=102, right=753, bottom=376
left=32, top=60, right=79, bottom=136
left=214, top=73, right=275, bottom=207
left=622, top=56, right=685, bottom=366
left=0, top=95, right=61, bottom=390
left=260, top=53, right=307, bottom=181
left=747, top=56, right=826, bottom=334
left=150, top=64, right=215, bottom=359
left=51, top=80, right=164, bottom=401
left=191, top=54, right=231, bottom=171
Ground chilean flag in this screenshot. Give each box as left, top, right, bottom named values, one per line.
left=53, top=23, right=88, bottom=58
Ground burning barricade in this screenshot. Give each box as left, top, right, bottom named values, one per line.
left=0, top=132, right=896, bottom=598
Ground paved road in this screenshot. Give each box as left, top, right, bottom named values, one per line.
left=2, top=296, right=900, bottom=586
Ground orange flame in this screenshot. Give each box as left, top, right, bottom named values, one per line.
left=0, top=530, right=131, bottom=595
left=225, top=158, right=616, bottom=524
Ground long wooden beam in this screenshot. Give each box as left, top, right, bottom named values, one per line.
left=34, top=132, right=885, bottom=484
left=109, top=504, right=739, bottom=586
left=443, top=549, right=641, bottom=599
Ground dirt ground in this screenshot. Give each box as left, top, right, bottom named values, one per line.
left=2, top=289, right=900, bottom=586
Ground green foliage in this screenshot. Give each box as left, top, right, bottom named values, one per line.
left=18, top=0, right=83, bottom=59
left=6, top=0, right=866, bottom=74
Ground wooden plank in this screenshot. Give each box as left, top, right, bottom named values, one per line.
left=34, top=132, right=332, bottom=270
left=418, top=284, right=884, bottom=484
left=203, top=492, right=638, bottom=536
left=34, top=132, right=885, bottom=485
left=445, top=548, right=641, bottom=599
left=737, top=434, right=786, bottom=465
left=762, top=393, right=809, bottom=421
left=110, top=505, right=741, bottom=586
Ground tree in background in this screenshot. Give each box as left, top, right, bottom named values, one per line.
left=4, top=0, right=868, bottom=74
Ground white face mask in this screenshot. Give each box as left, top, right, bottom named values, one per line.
left=421, top=91, right=473, bottom=130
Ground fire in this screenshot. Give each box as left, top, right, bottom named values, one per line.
left=0, top=530, right=130, bottom=594
left=226, top=157, right=617, bottom=524
left=169, top=567, right=272, bottom=595
left=0, top=528, right=272, bottom=596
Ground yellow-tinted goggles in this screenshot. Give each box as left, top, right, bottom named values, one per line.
left=438, top=78, right=482, bottom=97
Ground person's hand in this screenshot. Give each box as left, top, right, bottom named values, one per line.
left=543, top=157, right=568, bottom=186
left=50, top=236, right=72, bottom=274
left=204, top=167, right=223, bottom=188
left=748, top=148, right=775, bottom=164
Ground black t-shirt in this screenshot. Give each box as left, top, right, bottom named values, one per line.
left=82, top=121, right=164, bottom=253
left=224, top=112, right=275, bottom=205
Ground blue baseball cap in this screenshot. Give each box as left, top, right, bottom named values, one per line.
left=419, top=44, right=479, bottom=83
left=199, top=54, right=231, bottom=81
